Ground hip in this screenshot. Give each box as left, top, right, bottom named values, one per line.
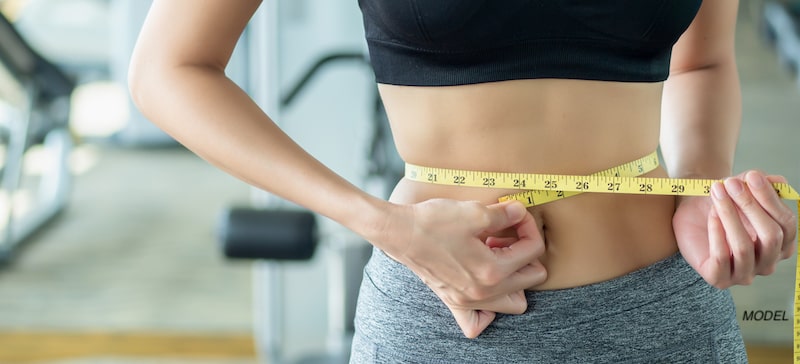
left=352, top=247, right=746, bottom=363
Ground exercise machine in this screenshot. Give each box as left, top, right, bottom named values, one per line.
left=0, top=12, right=74, bottom=264
left=762, top=1, right=800, bottom=81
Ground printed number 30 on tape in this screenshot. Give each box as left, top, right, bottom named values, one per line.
left=404, top=151, right=800, bottom=362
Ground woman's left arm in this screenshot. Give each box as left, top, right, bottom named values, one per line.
left=661, top=0, right=797, bottom=288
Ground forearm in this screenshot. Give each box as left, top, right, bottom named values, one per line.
left=660, top=60, right=741, bottom=180
left=130, top=64, right=392, bottom=244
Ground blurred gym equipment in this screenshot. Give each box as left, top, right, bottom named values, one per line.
left=763, top=1, right=800, bottom=82
left=0, top=11, right=74, bottom=264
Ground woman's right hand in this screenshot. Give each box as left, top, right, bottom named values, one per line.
left=381, top=199, right=548, bottom=339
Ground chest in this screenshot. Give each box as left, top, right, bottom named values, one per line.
left=358, top=0, right=702, bottom=49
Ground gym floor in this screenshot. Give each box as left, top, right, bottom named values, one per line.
left=0, top=6, right=799, bottom=364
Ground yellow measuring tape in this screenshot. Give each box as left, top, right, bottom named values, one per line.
left=405, top=151, right=800, bottom=360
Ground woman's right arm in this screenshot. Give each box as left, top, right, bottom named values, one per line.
left=128, top=0, right=546, bottom=338
left=128, top=0, right=388, bottom=243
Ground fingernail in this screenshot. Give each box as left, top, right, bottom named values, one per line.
left=505, top=202, right=525, bottom=221
left=723, top=178, right=743, bottom=197
left=746, top=171, right=765, bottom=188
left=711, top=182, right=726, bottom=200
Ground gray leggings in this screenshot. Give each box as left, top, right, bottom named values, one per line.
left=350, top=248, right=747, bottom=363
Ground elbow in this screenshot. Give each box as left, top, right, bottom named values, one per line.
left=666, top=57, right=740, bottom=90
left=127, top=55, right=155, bottom=114
left=127, top=46, right=176, bottom=116
left=668, top=53, right=738, bottom=78
left=128, top=54, right=225, bottom=114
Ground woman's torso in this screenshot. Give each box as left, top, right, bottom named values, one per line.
left=381, top=79, right=678, bottom=290
left=360, top=0, right=703, bottom=290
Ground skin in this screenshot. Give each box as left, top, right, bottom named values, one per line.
left=129, top=0, right=797, bottom=339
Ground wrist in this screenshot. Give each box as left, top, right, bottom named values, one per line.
left=344, top=194, right=408, bottom=253
left=674, top=194, right=700, bottom=208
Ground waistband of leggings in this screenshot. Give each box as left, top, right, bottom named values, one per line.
left=367, top=247, right=707, bottom=321
left=523, top=251, right=704, bottom=315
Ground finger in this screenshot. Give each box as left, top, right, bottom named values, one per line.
left=749, top=172, right=793, bottom=235
left=478, top=263, right=546, bottom=315
left=713, top=181, right=755, bottom=285
left=483, top=200, right=527, bottom=233
left=727, top=173, right=783, bottom=275
left=466, top=288, right=530, bottom=316
left=485, top=236, right=518, bottom=249
left=491, top=209, right=546, bottom=275
left=455, top=261, right=543, bottom=315
left=704, top=207, right=732, bottom=288
left=449, top=306, right=496, bottom=339
left=766, top=174, right=788, bottom=184
left=763, top=174, right=799, bottom=259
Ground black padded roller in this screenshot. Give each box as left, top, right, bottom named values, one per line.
left=218, top=207, right=317, bottom=261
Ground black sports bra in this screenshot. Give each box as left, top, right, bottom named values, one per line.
left=358, top=0, right=702, bottom=86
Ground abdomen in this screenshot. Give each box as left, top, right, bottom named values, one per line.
left=381, top=78, right=679, bottom=289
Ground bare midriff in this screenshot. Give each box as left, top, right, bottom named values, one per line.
left=381, top=78, right=679, bottom=290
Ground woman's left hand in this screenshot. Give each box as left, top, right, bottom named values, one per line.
left=674, top=170, right=797, bottom=289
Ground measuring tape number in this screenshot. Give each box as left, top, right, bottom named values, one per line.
left=404, top=152, right=800, bottom=361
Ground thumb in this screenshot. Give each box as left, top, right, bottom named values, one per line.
left=450, top=307, right=496, bottom=339
left=484, top=201, right=527, bottom=233
left=766, top=174, right=788, bottom=184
